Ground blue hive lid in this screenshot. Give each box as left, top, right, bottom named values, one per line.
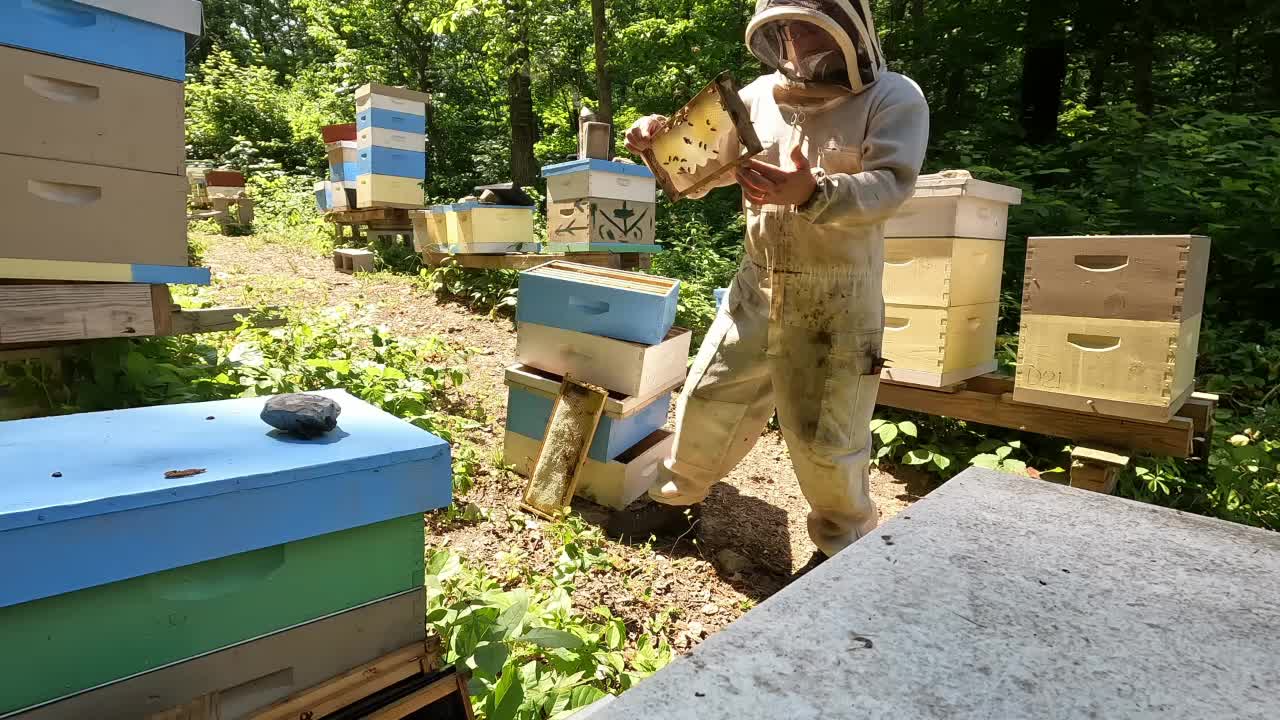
left=540, top=159, right=655, bottom=179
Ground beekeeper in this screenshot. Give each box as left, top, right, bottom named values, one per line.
left=615, top=0, right=929, bottom=559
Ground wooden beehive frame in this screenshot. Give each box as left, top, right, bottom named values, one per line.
left=520, top=377, right=608, bottom=520
left=641, top=72, right=763, bottom=201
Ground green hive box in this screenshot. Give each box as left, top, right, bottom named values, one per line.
left=0, top=515, right=424, bottom=714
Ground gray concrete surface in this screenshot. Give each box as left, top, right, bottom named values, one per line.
left=583, top=467, right=1280, bottom=719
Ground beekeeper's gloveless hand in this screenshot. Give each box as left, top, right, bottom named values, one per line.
left=624, top=115, right=668, bottom=154
left=736, top=142, right=817, bottom=206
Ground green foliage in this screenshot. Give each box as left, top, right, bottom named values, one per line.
left=246, top=172, right=334, bottom=253
left=870, top=412, right=1068, bottom=482
left=0, top=308, right=487, bottom=502
left=418, top=263, right=520, bottom=317
left=425, top=514, right=673, bottom=719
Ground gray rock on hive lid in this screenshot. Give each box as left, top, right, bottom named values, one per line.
left=261, top=393, right=341, bottom=438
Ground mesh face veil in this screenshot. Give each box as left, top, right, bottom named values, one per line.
left=746, top=0, right=887, bottom=93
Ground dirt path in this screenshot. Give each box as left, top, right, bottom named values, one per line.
left=201, top=233, right=930, bottom=647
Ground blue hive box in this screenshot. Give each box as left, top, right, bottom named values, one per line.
left=0, top=389, right=452, bottom=610
left=358, top=145, right=427, bottom=180
left=0, top=0, right=191, bottom=81
left=331, top=160, right=360, bottom=183
left=506, top=383, right=669, bottom=463
left=517, top=260, right=679, bottom=345
left=357, top=107, right=427, bottom=135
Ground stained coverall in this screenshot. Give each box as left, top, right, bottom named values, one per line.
left=645, top=0, right=930, bottom=557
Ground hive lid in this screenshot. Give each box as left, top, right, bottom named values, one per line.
left=541, top=158, right=655, bottom=179
left=912, top=170, right=1023, bottom=205
left=0, top=389, right=448, bottom=533
left=77, top=0, right=204, bottom=35
left=355, top=83, right=430, bottom=104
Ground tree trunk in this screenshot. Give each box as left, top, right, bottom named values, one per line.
left=1132, top=0, right=1155, bottom=115
left=1087, top=45, right=1108, bottom=108
left=590, top=0, right=614, bottom=158
left=1019, top=0, right=1068, bottom=145
left=507, top=6, right=538, bottom=187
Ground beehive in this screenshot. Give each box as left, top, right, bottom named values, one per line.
left=547, top=198, right=657, bottom=248
left=542, top=158, right=657, bottom=205
left=504, top=364, right=671, bottom=463
left=356, top=173, right=423, bottom=209
left=1014, top=235, right=1211, bottom=421
left=882, top=237, right=1005, bottom=307
left=884, top=170, right=1023, bottom=240
left=516, top=261, right=680, bottom=345
left=881, top=303, right=1000, bottom=386
left=0, top=389, right=451, bottom=715
left=445, top=202, right=536, bottom=252
left=410, top=205, right=451, bottom=252
left=504, top=428, right=673, bottom=510
left=516, top=323, right=690, bottom=400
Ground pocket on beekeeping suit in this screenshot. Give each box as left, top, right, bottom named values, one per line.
left=817, top=142, right=863, bottom=175
left=815, top=330, right=883, bottom=452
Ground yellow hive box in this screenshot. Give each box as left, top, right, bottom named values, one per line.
left=356, top=174, right=422, bottom=209
left=1022, top=235, right=1210, bottom=321
left=446, top=203, right=534, bottom=249
left=1014, top=313, right=1201, bottom=422
left=881, top=302, right=1000, bottom=387
left=883, top=237, right=1004, bottom=307
left=885, top=170, right=1022, bottom=240
left=408, top=207, right=450, bottom=252
left=503, top=429, right=672, bottom=510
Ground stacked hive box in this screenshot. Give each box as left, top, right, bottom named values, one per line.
left=506, top=261, right=691, bottom=509
left=1014, top=235, right=1211, bottom=422
left=0, top=0, right=207, bottom=286
left=316, top=122, right=357, bottom=211
left=880, top=170, right=1023, bottom=387
left=355, top=83, right=429, bottom=208
left=0, top=390, right=452, bottom=717
left=542, top=159, right=661, bottom=254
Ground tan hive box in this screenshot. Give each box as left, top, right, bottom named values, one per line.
left=516, top=322, right=690, bottom=400
left=881, top=302, right=1000, bottom=387
left=504, top=428, right=673, bottom=510
left=882, top=237, right=1004, bottom=307
left=1014, top=235, right=1211, bottom=421
left=0, top=153, right=187, bottom=266
left=0, top=46, right=185, bottom=176
left=885, top=170, right=1023, bottom=240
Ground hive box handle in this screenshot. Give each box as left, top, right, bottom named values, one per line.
left=24, top=74, right=100, bottom=103
left=883, top=257, right=915, bottom=266
left=884, top=317, right=910, bottom=330
left=569, top=297, right=610, bottom=315
left=28, top=180, right=102, bottom=205
left=967, top=316, right=983, bottom=330
left=1067, top=333, right=1121, bottom=352
left=1073, top=255, right=1129, bottom=272
left=29, top=0, right=97, bottom=27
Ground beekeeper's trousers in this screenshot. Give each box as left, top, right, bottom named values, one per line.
left=651, top=260, right=883, bottom=557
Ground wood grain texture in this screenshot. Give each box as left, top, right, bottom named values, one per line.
left=0, top=283, right=156, bottom=343
left=875, top=381, right=1194, bottom=457
left=249, top=641, right=431, bottom=720
left=168, top=307, right=286, bottom=335
left=522, top=378, right=607, bottom=519
left=1023, top=235, right=1211, bottom=321
left=364, top=673, right=462, bottom=719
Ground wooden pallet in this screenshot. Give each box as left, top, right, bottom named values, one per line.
left=326, top=207, right=415, bottom=246
left=877, top=373, right=1215, bottom=492
left=422, top=251, right=652, bottom=271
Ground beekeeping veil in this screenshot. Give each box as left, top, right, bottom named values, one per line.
left=746, top=0, right=886, bottom=93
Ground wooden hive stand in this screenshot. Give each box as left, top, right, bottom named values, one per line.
left=327, top=207, right=415, bottom=248
left=876, top=374, right=1215, bottom=494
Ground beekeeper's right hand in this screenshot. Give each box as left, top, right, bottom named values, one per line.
left=624, top=115, right=668, bottom=155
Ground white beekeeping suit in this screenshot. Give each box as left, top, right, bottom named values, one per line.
left=643, top=0, right=929, bottom=557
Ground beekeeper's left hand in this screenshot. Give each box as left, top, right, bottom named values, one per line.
left=735, top=142, right=817, bottom=207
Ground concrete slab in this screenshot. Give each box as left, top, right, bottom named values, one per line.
left=585, top=467, right=1280, bottom=719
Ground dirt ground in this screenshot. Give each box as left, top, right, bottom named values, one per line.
left=201, top=234, right=934, bottom=648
